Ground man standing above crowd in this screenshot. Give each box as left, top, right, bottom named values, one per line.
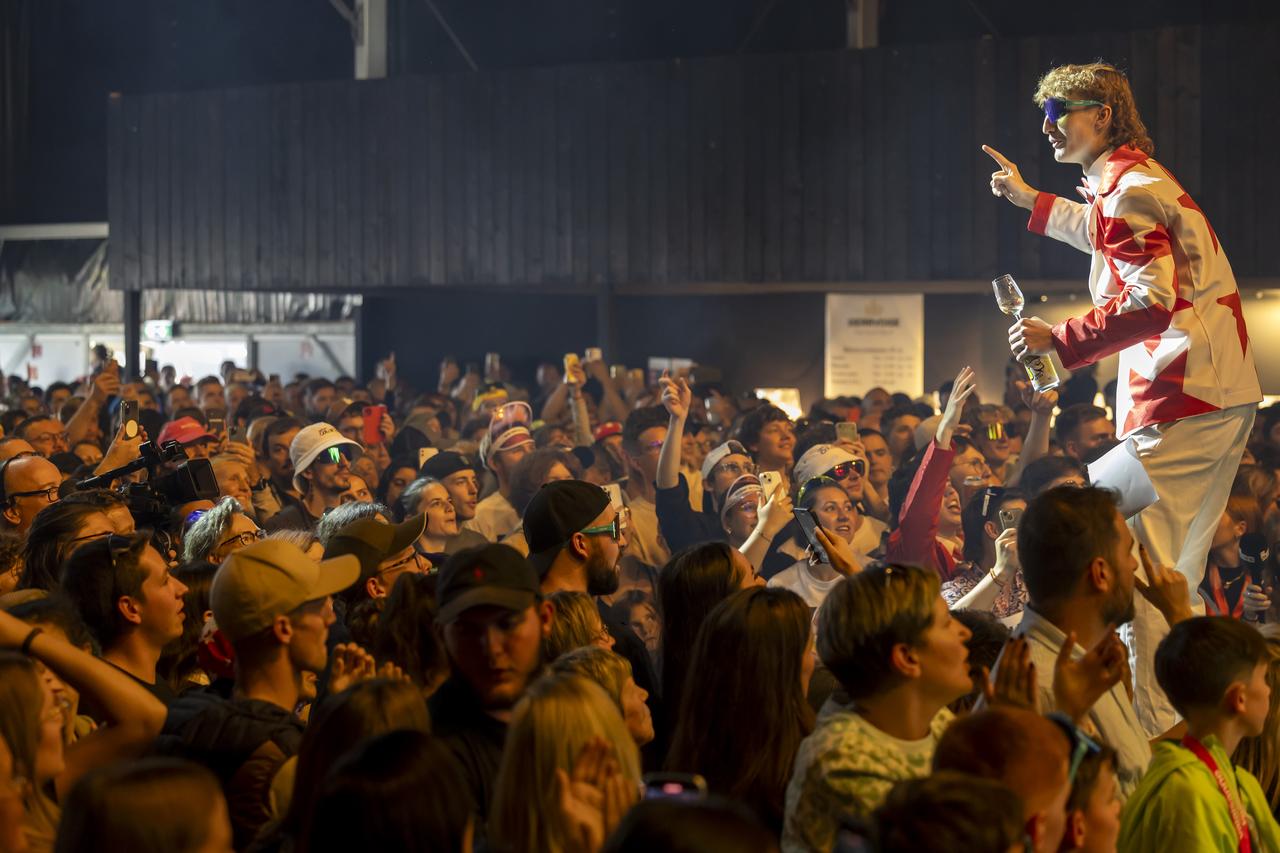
left=988, top=61, right=1261, bottom=733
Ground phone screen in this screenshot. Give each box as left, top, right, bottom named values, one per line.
left=641, top=773, right=707, bottom=802
left=793, top=507, right=830, bottom=564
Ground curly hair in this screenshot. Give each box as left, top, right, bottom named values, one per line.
left=1034, top=61, right=1154, bottom=156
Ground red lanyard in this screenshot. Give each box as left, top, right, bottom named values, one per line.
left=1182, top=735, right=1252, bottom=852
left=1208, top=565, right=1246, bottom=619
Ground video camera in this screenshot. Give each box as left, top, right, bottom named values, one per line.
left=76, top=439, right=220, bottom=534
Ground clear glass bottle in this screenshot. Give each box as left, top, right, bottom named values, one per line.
left=992, top=274, right=1060, bottom=392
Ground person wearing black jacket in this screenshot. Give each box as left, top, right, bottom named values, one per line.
left=523, top=480, right=662, bottom=752
left=156, top=538, right=360, bottom=849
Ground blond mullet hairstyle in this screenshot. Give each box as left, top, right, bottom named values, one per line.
left=1034, top=61, right=1155, bottom=156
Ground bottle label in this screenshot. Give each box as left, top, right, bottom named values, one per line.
left=1022, top=355, right=1060, bottom=391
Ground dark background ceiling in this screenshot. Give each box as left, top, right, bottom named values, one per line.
left=5, top=0, right=1277, bottom=224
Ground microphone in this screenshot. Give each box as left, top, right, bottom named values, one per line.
left=1240, top=533, right=1271, bottom=570
left=1240, top=534, right=1272, bottom=624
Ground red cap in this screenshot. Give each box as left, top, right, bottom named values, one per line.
left=157, top=416, right=216, bottom=447
left=593, top=421, right=623, bottom=443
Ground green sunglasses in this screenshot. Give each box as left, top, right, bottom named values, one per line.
left=320, top=446, right=350, bottom=465
left=581, top=507, right=631, bottom=541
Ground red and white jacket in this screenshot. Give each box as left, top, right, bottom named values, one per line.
left=1028, top=146, right=1261, bottom=439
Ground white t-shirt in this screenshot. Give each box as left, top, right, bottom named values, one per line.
left=769, top=561, right=842, bottom=610
left=463, top=491, right=519, bottom=542
left=851, top=515, right=887, bottom=561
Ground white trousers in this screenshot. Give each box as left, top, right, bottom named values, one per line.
left=1123, top=403, right=1256, bottom=736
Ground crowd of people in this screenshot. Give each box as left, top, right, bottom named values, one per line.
left=0, top=342, right=1276, bottom=853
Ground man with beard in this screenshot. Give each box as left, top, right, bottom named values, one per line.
left=429, top=544, right=553, bottom=835
left=523, top=479, right=661, bottom=738
left=1008, top=485, right=1192, bottom=798
left=264, top=423, right=362, bottom=533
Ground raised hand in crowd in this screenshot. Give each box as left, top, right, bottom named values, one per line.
left=655, top=371, right=691, bottom=492
left=984, top=636, right=1037, bottom=711
left=740, top=481, right=794, bottom=570
left=554, top=736, right=637, bottom=853
left=94, top=420, right=147, bottom=476
left=1004, top=380, right=1059, bottom=484
left=328, top=643, right=378, bottom=694
left=438, top=356, right=461, bottom=395
left=1135, top=543, right=1193, bottom=629
left=583, top=353, right=628, bottom=423
left=1052, top=630, right=1128, bottom=723
left=219, top=433, right=257, bottom=471
left=935, top=366, right=976, bottom=450
left=66, top=360, right=122, bottom=445
left=376, top=351, right=397, bottom=391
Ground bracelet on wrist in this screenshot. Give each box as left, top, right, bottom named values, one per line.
left=988, top=566, right=1008, bottom=589
left=21, top=627, right=43, bottom=656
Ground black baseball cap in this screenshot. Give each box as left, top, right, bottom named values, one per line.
left=435, top=544, right=541, bottom=623
left=421, top=450, right=478, bottom=480
left=524, top=480, right=610, bottom=577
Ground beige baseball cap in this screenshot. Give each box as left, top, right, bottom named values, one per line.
left=210, top=539, right=360, bottom=643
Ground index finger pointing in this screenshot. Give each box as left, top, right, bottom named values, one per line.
left=982, top=144, right=1014, bottom=169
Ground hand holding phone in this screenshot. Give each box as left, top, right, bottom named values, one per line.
left=835, top=422, right=859, bottom=443
left=793, top=507, right=831, bottom=565
left=362, top=405, right=387, bottom=446
left=120, top=399, right=139, bottom=440
left=758, top=470, right=783, bottom=499
left=998, top=508, right=1023, bottom=532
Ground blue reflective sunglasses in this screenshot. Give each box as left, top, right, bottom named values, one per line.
left=1044, top=97, right=1104, bottom=124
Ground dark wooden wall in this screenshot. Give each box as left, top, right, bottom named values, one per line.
left=108, top=21, right=1280, bottom=293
